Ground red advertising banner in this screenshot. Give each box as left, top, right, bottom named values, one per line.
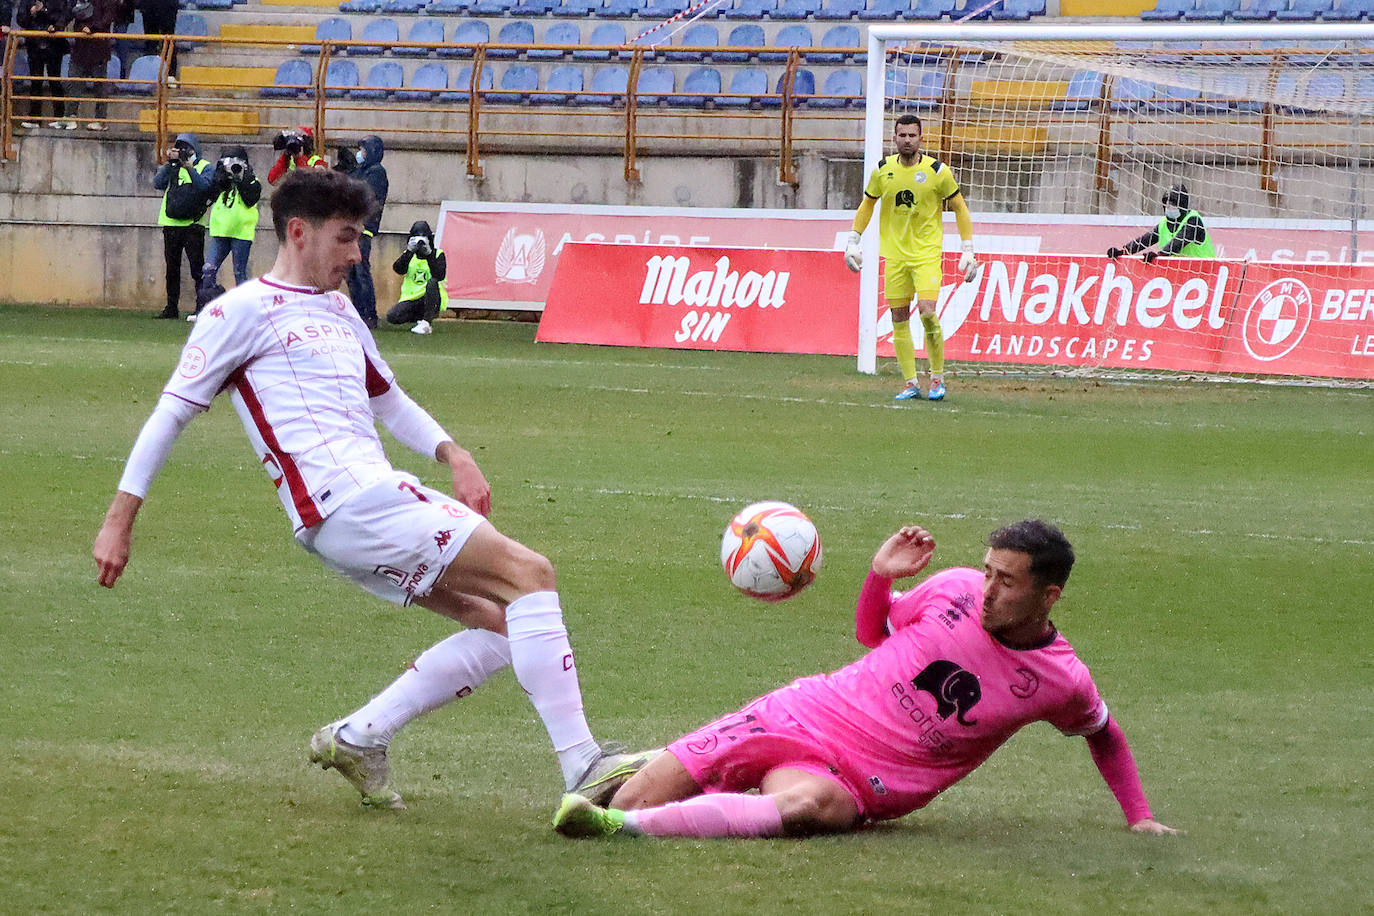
left=541, top=243, right=1374, bottom=380
left=537, top=243, right=859, bottom=355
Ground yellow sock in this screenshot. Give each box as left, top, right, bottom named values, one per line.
left=920, top=312, right=945, bottom=376
left=891, top=319, right=918, bottom=382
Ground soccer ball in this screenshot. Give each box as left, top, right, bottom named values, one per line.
left=720, top=501, right=822, bottom=602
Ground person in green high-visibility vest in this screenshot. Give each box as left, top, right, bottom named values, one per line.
left=386, top=220, right=448, bottom=336
left=1107, top=184, right=1215, bottom=264
left=192, top=144, right=262, bottom=320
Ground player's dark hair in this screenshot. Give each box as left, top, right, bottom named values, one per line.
left=895, top=113, right=923, bottom=132
left=270, top=169, right=377, bottom=241
left=988, top=520, right=1075, bottom=587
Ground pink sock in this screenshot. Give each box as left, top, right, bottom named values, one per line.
left=624, top=794, right=784, bottom=838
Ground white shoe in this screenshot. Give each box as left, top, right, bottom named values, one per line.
left=186, top=314, right=198, bottom=323
left=308, top=723, right=405, bottom=809
left=19, top=121, right=39, bottom=129
left=87, top=121, right=107, bottom=131
left=166, top=75, right=179, bottom=87
left=49, top=120, right=77, bottom=130
left=410, top=320, right=432, bottom=335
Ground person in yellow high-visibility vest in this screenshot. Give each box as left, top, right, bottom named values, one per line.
left=1107, top=184, right=1216, bottom=264
left=152, top=133, right=213, bottom=320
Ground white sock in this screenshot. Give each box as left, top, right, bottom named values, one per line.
left=339, top=628, right=511, bottom=748
left=504, top=590, right=600, bottom=789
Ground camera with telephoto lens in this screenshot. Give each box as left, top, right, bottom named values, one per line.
left=220, top=156, right=248, bottom=179
left=407, top=235, right=432, bottom=257
left=273, top=129, right=307, bottom=156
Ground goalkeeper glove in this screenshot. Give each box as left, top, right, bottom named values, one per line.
left=958, top=241, right=978, bottom=282
left=843, top=231, right=863, bottom=272
left=1106, top=246, right=1124, bottom=259
left=1142, top=250, right=1160, bottom=264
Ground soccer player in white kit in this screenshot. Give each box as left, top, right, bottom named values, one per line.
left=94, top=170, right=648, bottom=810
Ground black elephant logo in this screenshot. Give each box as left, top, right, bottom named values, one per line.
left=912, top=660, right=981, bottom=726
left=894, top=189, right=915, bottom=209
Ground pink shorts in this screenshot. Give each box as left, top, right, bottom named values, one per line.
left=667, top=692, right=872, bottom=819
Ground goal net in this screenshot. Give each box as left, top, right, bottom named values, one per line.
left=859, top=23, right=1374, bottom=386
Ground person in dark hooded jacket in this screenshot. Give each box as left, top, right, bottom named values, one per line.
left=16, top=0, right=72, bottom=128
left=346, top=135, right=388, bottom=328
left=387, top=220, right=448, bottom=336
left=1107, top=184, right=1215, bottom=264
left=152, top=132, right=213, bottom=319
left=193, top=144, right=262, bottom=317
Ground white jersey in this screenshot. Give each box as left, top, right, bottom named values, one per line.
left=163, top=277, right=401, bottom=533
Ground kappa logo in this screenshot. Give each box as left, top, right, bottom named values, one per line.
left=272, top=294, right=285, bottom=306
left=495, top=227, right=546, bottom=284
left=435, top=528, right=453, bottom=550
left=1242, top=278, right=1312, bottom=361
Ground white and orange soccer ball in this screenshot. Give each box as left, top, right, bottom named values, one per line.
left=720, top=501, right=822, bottom=602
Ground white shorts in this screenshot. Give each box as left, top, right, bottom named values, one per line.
left=297, top=471, right=487, bottom=606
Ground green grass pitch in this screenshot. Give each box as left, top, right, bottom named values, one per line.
left=1, top=304, right=1370, bottom=914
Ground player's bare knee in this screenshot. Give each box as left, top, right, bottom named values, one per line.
left=505, top=543, right=556, bottom=594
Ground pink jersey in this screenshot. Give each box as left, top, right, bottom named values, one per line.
left=773, top=567, right=1108, bottom=820
left=162, top=277, right=399, bottom=533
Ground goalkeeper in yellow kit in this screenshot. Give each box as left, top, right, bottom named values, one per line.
left=845, top=114, right=977, bottom=401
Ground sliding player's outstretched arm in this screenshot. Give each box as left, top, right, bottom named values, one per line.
left=1084, top=716, right=1180, bottom=835
left=855, top=526, right=936, bottom=647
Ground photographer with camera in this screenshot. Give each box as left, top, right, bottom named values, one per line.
left=152, top=132, right=213, bottom=319
left=346, top=135, right=387, bottom=328
left=267, top=126, right=326, bottom=186
left=387, top=220, right=448, bottom=336
left=191, top=145, right=262, bottom=319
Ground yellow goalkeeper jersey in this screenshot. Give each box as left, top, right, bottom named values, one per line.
left=864, top=153, right=961, bottom=263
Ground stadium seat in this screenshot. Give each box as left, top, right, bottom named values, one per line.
left=810, top=24, right=860, bottom=62
left=810, top=67, right=860, bottom=107
left=260, top=58, right=312, bottom=98
left=1322, top=0, right=1371, bottom=17
left=353, top=60, right=404, bottom=98
left=603, top=0, right=637, bottom=16
left=324, top=58, right=360, bottom=96
left=531, top=64, right=583, bottom=103
left=452, top=63, right=495, bottom=101
left=1230, top=0, right=1285, bottom=18
left=574, top=22, right=628, bottom=60
left=759, top=23, right=812, bottom=61
left=764, top=66, right=814, bottom=106
left=396, top=61, right=448, bottom=100
left=860, top=0, right=906, bottom=19
left=908, top=0, right=955, bottom=17
left=1150, top=39, right=1201, bottom=64
left=339, top=0, right=382, bottom=11
left=1140, top=0, right=1193, bottom=19
left=301, top=17, right=350, bottom=55
left=636, top=65, right=675, bottom=104
left=722, top=0, right=777, bottom=16
left=446, top=20, right=490, bottom=58
left=574, top=64, right=629, bottom=104
left=529, top=22, right=579, bottom=60
left=680, top=66, right=722, bottom=106
left=665, top=23, right=719, bottom=61
left=642, top=0, right=688, bottom=17
left=718, top=66, right=768, bottom=106
left=488, top=63, right=538, bottom=102
left=1194, top=72, right=1263, bottom=112
left=424, top=0, right=466, bottom=11
left=471, top=0, right=506, bottom=12
left=991, top=0, right=1043, bottom=17
left=489, top=21, right=535, bottom=59
left=1308, top=70, right=1348, bottom=98
left=382, top=0, right=427, bottom=11
left=773, top=0, right=815, bottom=17
left=1354, top=73, right=1374, bottom=99
left=174, top=11, right=209, bottom=52
left=512, top=0, right=560, bottom=13
left=815, top=0, right=864, bottom=17
left=557, top=0, right=604, bottom=14
left=1185, top=0, right=1240, bottom=19
left=717, top=23, right=764, bottom=61
left=1276, top=0, right=1331, bottom=16
left=398, top=18, right=444, bottom=55
left=1050, top=70, right=1104, bottom=110
left=353, top=18, right=400, bottom=55
left=117, top=54, right=160, bottom=95
left=886, top=68, right=940, bottom=109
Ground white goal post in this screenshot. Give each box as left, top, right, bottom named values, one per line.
left=857, top=22, right=1374, bottom=383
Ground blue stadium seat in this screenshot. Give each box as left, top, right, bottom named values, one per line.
left=529, top=22, right=579, bottom=59
left=353, top=60, right=404, bottom=98
left=557, top=0, right=604, bottom=14
left=382, top=0, right=426, bottom=11
left=1308, top=70, right=1348, bottom=98
left=815, top=0, right=863, bottom=16
left=1140, top=0, right=1193, bottom=18
left=424, top=0, right=465, bottom=10
left=665, top=22, right=718, bottom=61
left=302, top=17, right=350, bottom=55
left=574, top=64, right=629, bottom=104
left=512, top=0, right=559, bottom=13
left=445, top=19, right=490, bottom=57
left=680, top=66, right=722, bottom=106
left=718, top=66, right=768, bottom=106
left=488, top=63, right=538, bottom=102
left=636, top=65, right=675, bottom=103
left=1110, top=76, right=1158, bottom=110
left=716, top=23, right=764, bottom=61
left=1322, top=0, right=1371, bottom=17
left=574, top=22, right=628, bottom=60
left=398, top=18, right=444, bottom=54
left=603, top=0, right=637, bottom=15
left=774, top=0, right=815, bottom=16
left=471, top=0, right=508, bottom=13
left=764, top=66, right=813, bottom=106
left=531, top=64, right=583, bottom=103
left=174, top=11, right=209, bottom=52
left=642, top=0, right=687, bottom=16
left=810, top=24, right=860, bottom=62
left=1276, top=0, right=1330, bottom=16
left=1050, top=70, right=1103, bottom=110
left=354, top=18, right=399, bottom=55
left=117, top=54, right=160, bottom=95
left=324, top=58, right=360, bottom=97
left=1354, top=73, right=1374, bottom=99
left=396, top=61, right=448, bottom=99
left=1194, top=73, right=1263, bottom=112
left=810, top=67, right=860, bottom=107
left=722, top=0, right=776, bottom=16
left=760, top=23, right=811, bottom=61
left=885, top=68, right=940, bottom=109
left=339, top=0, right=382, bottom=11
left=452, top=63, right=495, bottom=101
left=908, top=0, right=954, bottom=17
left=1230, top=0, right=1285, bottom=18
left=859, top=0, right=906, bottom=19
left=489, top=21, right=534, bottom=59
left=991, top=0, right=1043, bottom=17
left=1185, top=0, right=1240, bottom=19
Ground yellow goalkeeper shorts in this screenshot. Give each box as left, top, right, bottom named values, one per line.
left=883, top=257, right=942, bottom=305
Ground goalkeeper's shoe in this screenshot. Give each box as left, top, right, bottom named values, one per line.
left=927, top=380, right=947, bottom=401
left=894, top=382, right=923, bottom=401
left=571, top=747, right=662, bottom=806
left=553, top=793, right=627, bottom=838
left=308, top=722, right=405, bottom=810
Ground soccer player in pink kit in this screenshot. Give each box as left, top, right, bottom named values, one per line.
left=93, top=169, right=647, bottom=810
left=554, top=520, right=1179, bottom=839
